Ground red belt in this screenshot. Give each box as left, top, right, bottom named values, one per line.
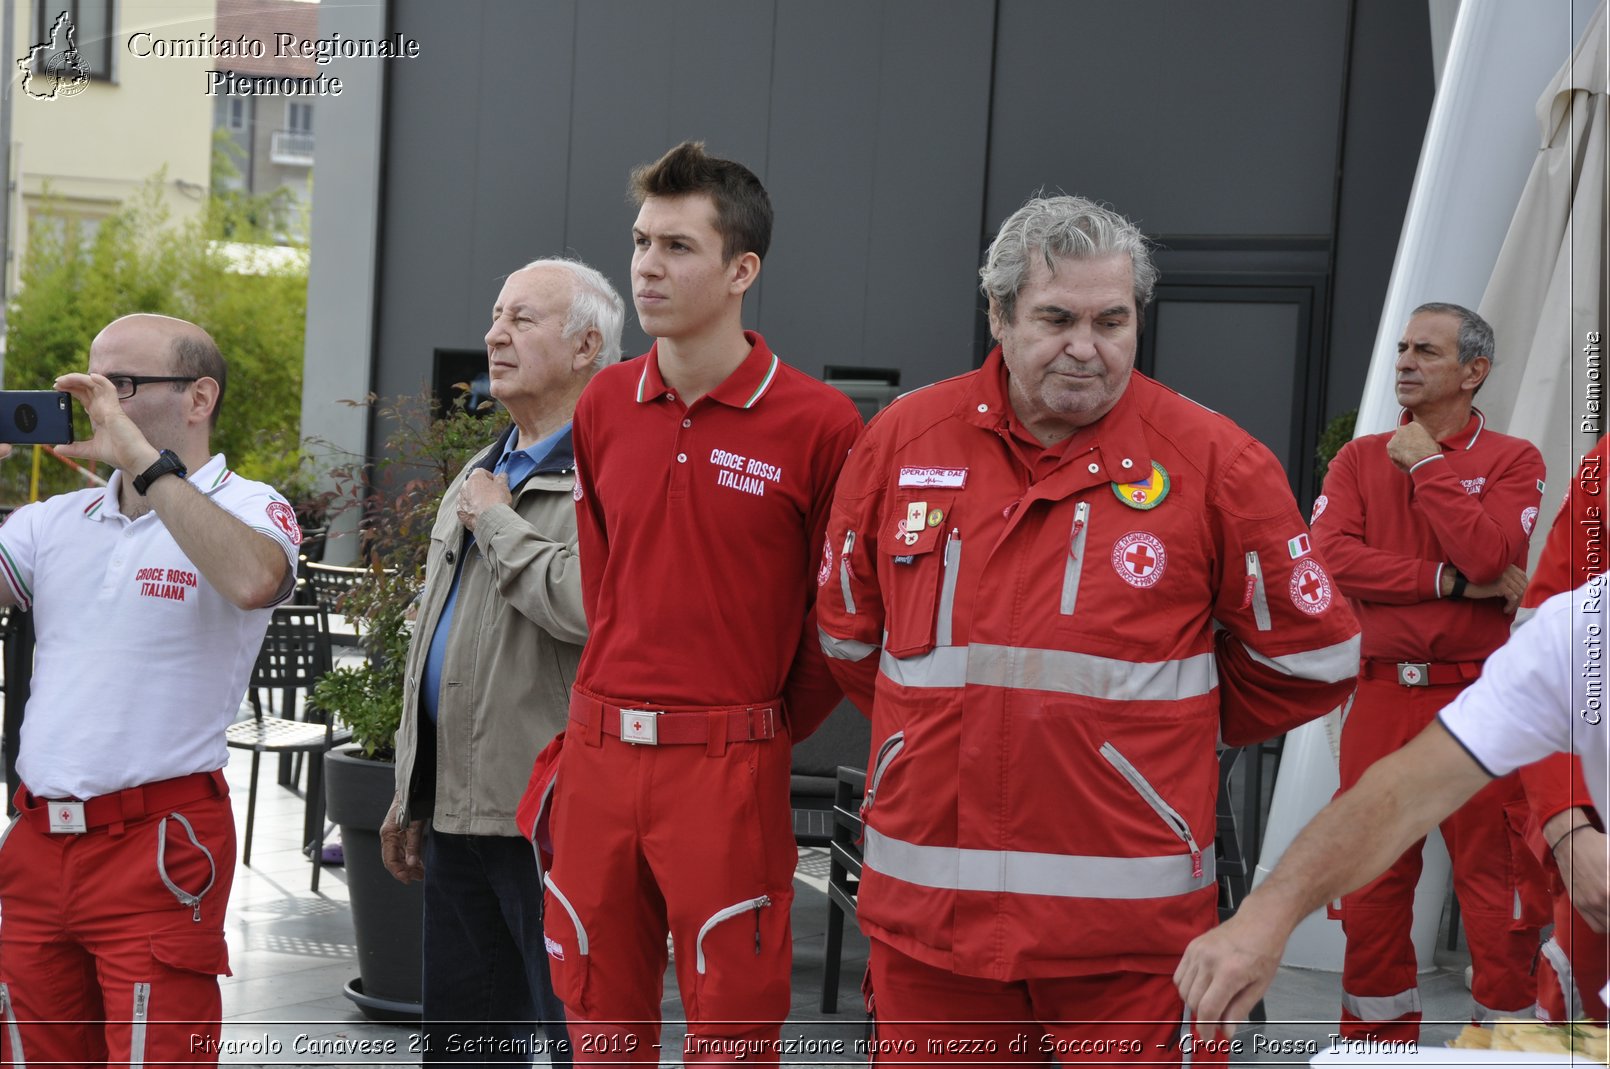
left=16, top=769, right=227, bottom=835
left=1360, top=659, right=1483, bottom=688
left=570, top=688, right=780, bottom=754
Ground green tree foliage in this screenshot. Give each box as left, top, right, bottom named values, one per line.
left=3, top=152, right=307, bottom=502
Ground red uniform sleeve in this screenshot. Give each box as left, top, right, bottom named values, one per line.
left=814, top=421, right=890, bottom=717
left=1311, top=439, right=1443, bottom=603
left=571, top=388, right=608, bottom=628
left=1410, top=442, right=1544, bottom=584
left=1209, top=438, right=1362, bottom=746
left=1523, top=438, right=1607, bottom=606
left=780, top=410, right=863, bottom=740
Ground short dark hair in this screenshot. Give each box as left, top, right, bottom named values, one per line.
left=629, top=141, right=772, bottom=263
left=172, top=332, right=226, bottom=428
left=1411, top=301, right=1495, bottom=366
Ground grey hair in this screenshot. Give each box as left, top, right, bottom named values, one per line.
left=1411, top=301, right=1495, bottom=367
left=980, top=195, right=1158, bottom=324
left=522, top=257, right=626, bottom=370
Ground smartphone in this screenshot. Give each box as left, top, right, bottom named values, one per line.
left=0, top=391, right=73, bottom=445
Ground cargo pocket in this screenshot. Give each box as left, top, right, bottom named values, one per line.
left=689, top=894, right=783, bottom=1022
left=1503, top=798, right=1552, bottom=929
left=542, top=875, right=591, bottom=1013
left=149, top=927, right=231, bottom=978
left=881, top=496, right=956, bottom=658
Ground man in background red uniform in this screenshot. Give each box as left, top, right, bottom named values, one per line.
left=539, top=142, right=861, bottom=1064
left=1519, top=436, right=1608, bottom=1022
left=1311, top=301, right=1548, bottom=1039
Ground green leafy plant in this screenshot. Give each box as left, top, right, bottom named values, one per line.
left=311, top=389, right=500, bottom=759
left=1315, top=408, right=1358, bottom=488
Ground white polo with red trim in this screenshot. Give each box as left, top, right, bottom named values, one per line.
left=0, top=454, right=299, bottom=798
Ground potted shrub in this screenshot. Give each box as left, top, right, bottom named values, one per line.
left=314, top=390, right=499, bottom=1021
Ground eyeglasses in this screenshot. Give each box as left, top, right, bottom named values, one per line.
left=107, top=375, right=199, bottom=400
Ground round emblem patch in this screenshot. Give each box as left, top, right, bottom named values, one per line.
left=1289, top=557, right=1333, bottom=615
left=817, top=535, right=833, bottom=587
left=1111, top=532, right=1166, bottom=588
left=265, top=501, right=302, bottom=546
left=1521, top=506, right=1538, bottom=536
left=1310, top=494, right=1328, bottom=523
left=1112, top=462, right=1170, bottom=510
left=1400, top=664, right=1425, bottom=686
left=572, top=468, right=584, bottom=502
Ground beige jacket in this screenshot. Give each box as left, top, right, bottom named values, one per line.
left=394, top=427, right=585, bottom=835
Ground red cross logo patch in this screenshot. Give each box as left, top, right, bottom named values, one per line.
left=1310, top=494, right=1328, bottom=524
left=1110, top=532, right=1167, bottom=589
left=1289, top=557, right=1333, bottom=615
left=817, top=534, right=833, bottom=587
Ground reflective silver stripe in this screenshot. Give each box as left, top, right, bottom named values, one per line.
left=1341, top=987, right=1421, bottom=1021
left=936, top=532, right=961, bottom=646
left=839, top=531, right=857, bottom=615
left=863, top=826, right=1215, bottom=899
left=1472, top=998, right=1537, bottom=1023
left=0, top=983, right=24, bottom=1069
left=694, top=894, right=770, bottom=974
left=1243, top=634, right=1361, bottom=683
left=156, top=813, right=216, bottom=921
left=544, top=876, right=589, bottom=956
left=1062, top=503, right=1089, bottom=616
left=1539, top=937, right=1581, bottom=1022
left=131, top=982, right=150, bottom=1069
left=1246, top=551, right=1270, bottom=631
left=0, top=814, right=18, bottom=859
left=880, top=642, right=1221, bottom=701
left=820, top=627, right=878, bottom=662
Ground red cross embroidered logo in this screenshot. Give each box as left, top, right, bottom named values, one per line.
left=1110, top=532, right=1167, bottom=589
left=58, top=808, right=70, bottom=822
left=1289, top=558, right=1333, bottom=615
left=631, top=719, right=644, bottom=734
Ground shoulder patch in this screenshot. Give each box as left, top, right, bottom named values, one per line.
left=1289, top=557, right=1333, bottom=616
left=265, top=501, right=302, bottom=546
left=1112, top=462, right=1170, bottom=510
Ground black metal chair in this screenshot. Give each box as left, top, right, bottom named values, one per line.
left=303, top=561, right=370, bottom=647
left=821, top=764, right=866, bottom=1014
left=226, top=604, right=349, bottom=891
left=791, top=698, right=872, bottom=846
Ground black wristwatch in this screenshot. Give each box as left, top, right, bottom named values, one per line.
left=1447, top=566, right=1468, bottom=600
left=133, top=449, right=187, bottom=495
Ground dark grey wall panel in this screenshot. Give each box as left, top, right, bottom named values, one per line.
left=1325, top=0, right=1435, bottom=422
left=984, top=0, right=1349, bottom=238
left=764, top=1, right=994, bottom=385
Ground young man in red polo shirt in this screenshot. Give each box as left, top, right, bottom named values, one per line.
left=540, top=141, right=861, bottom=1064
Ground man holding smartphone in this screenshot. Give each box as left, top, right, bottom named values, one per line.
left=0, top=313, right=299, bottom=1065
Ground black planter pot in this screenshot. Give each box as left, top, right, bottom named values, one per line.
left=324, top=744, right=423, bottom=1022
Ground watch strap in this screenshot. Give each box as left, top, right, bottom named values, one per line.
left=133, top=449, right=187, bottom=495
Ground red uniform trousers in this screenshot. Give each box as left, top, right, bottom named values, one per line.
left=1337, top=677, right=1547, bottom=1040
left=541, top=689, right=797, bottom=1067
left=866, top=940, right=1230, bottom=1067
left=0, top=771, right=234, bottom=1066
left=1537, top=891, right=1610, bottom=1023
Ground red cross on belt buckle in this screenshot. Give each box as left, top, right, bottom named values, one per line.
left=620, top=709, right=660, bottom=745
left=47, top=800, right=86, bottom=834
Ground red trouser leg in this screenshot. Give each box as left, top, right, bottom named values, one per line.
left=0, top=790, right=236, bottom=1066
left=1338, top=678, right=1545, bottom=1039
left=544, top=702, right=796, bottom=1067
left=866, top=939, right=1227, bottom=1067
left=1442, top=773, right=1548, bottom=1019
left=1538, top=890, right=1610, bottom=1023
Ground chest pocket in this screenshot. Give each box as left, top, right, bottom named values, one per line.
left=880, top=495, right=958, bottom=658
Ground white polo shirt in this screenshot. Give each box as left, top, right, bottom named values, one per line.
left=1439, top=578, right=1608, bottom=823
left=0, top=454, right=300, bottom=799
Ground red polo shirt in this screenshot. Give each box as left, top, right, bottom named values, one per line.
left=571, top=331, right=862, bottom=737
left=1311, top=409, right=1544, bottom=663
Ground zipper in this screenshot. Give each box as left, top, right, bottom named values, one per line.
left=0, top=983, right=24, bottom=1069
left=544, top=876, right=589, bottom=956
left=695, top=895, right=771, bottom=974
left=936, top=529, right=961, bottom=646
left=155, top=813, right=215, bottom=922
left=839, top=530, right=858, bottom=614
left=130, top=982, right=150, bottom=1069
left=1246, top=551, right=1271, bottom=631
left=1062, top=502, right=1090, bottom=616
left=860, top=731, right=906, bottom=820
left=1099, top=742, right=1203, bottom=880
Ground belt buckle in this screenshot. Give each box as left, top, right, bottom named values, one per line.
left=47, top=800, right=86, bottom=834
left=1396, top=662, right=1430, bottom=687
left=748, top=706, right=774, bottom=741
left=620, top=709, right=660, bottom=745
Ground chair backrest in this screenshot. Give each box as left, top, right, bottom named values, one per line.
left=303, top=561, right=369, bottom=617
left=252, top=604, right=334, bottom=694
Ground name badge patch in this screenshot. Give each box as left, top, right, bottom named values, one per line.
left=899, top=466, right=968, bottom=489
